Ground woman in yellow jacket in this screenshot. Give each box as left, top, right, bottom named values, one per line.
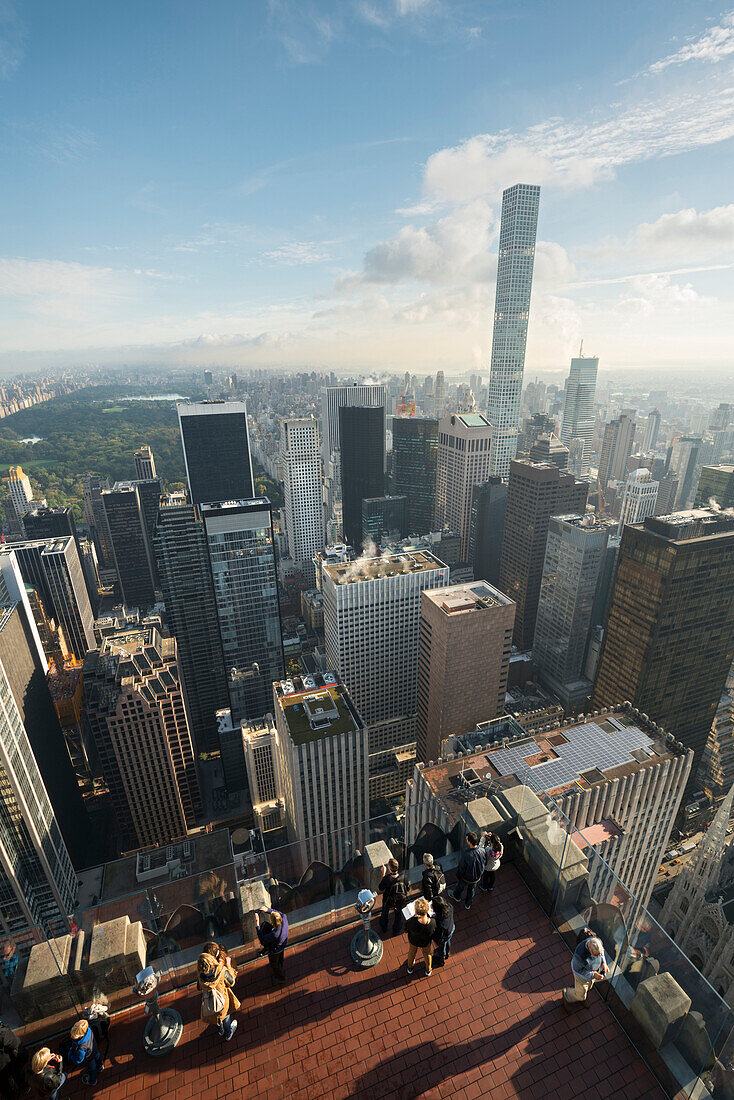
left=197, top=951, right=240, bottom=1041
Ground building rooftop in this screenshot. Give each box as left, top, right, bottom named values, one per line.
left=424, top=579, right=514, bottom=615
left=456, top=411, right=491, bottom=427
left=100, top=828, right=233, bottom=902
left=274, top=672, right=363, bottom=745
left=323, top=549, right=444, bottom=585
left=426, top=707, right=681, bottom=812
left=643, top=508, right=734, bottom=541
left=53, top=865, right=663, bottom=1100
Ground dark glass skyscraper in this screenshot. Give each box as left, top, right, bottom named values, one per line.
left=469, top=478, right=508, bottom=587
left=391, top=417, right=438, bottom=535
left=202, top=498, right=284, bottom=725
left=361, top=495, right=407, bottom=544
left=153, top=502, right=229, bottom=754
left=102, top=483, right=156, bottom=609
left=178, top=400, right=254, bottom=507
left=592, top=510, right=734, bottom=776
left=339, top=405, right=385, bottom=548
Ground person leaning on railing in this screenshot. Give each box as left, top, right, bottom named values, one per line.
left=255, top=907, right=289, bottom=984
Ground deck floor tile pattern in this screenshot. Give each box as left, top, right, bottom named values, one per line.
left=54, top=867, right=664, bottom=1099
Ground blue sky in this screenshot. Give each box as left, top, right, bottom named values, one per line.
left=1, top=0, right=734, bottom=373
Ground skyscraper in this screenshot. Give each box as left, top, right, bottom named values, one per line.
left=0, top=608, right=78, bottom=929
left=643, top=409, right=662, bottom=453
left=592, top=509, right=734, bottom=776
left=598, top=413, right=636, bottom=488
left=696, top=464, right=734, bottom=509
left=202, top=498, right=284, bottom=723
left=469, top=478, right=508, bottom=587
left=339, top=405, right=385, bottom=549
left=281, top=418, right=324, bottom=584
left=272, top=672, right=369, bottom=864
left=102, top=483, right=156, bottom=609
left=361, top=495, right=407, bottom=543
left=178, top=400, right=254, bottom=507
left=416, top=581, right=515, bottom=764
left=434, top=372, right=445, bottom=421
left=322, top=550, right=449, bottom=800
left=668, top=436, right=702, bottom=507
left=529, top=434, right=569, bottom=469
left=486, top=183, right=541, bottom=477
left=391, top=417, right=438, bottom=535
left=533, top=514, right=616, bottom=707
left=83, top=626, right=203, bottom=853
left=320, top=383, right=386, bottom=467
left=3, top=536, right=95, bottom=660
left=560, top=355, right=599, bottom=477
left=499, top=460, right=589, bottom=651
left=434, top=413, right=493, bottom=561
left=3, top=465, right=35, bottom=521
left=618, top=468, right=659, bottom=532
left=134, top=444, right=157, bottom=481
left=82, top=473, right=114, bottom=569
left=153, top=502, right=229, bottom=754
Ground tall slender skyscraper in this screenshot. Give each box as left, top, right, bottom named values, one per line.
left=434, top=413, right=493, bottom=561
left=153, top=502, right=229, bottom=754
left=202, top=498, right=284, bottom=723
left=84, top=626, right=203, bottom=852
left=598, top=413, right=636, bottom=488
left=134, top=444, right=157, bottom=481
left=434, top=371, right=445, bottom=421
left=487, top=183, right=541, bottom=477
left=499, top=460, right=589, bottom=651
left=339, top=405, right=385, bottom=549
left=281, top=418, right=324, bottom=583
left=667, top=436, right=702, bottom=508
left=82, top=473, right=114, bottom=569
left=392, top=417, right=438, bottom=535
left=560, top=355, right=599, bottom=477
left=592, top=509, right=734, bottom=777
left=102, top=483, right=156, bottom=609
left=469, top=478, right=508, bottom=587
left=178, top=400, right=254, bottom=507
left=643, top=409, right=661, bottom=453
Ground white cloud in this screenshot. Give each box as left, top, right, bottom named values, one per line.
left=0, top=0, right=25, bottom=79
left=267, top=0, right=338, bottom=63
left=420, top=83, right=734, bottom=205
left=0, top=258, right=131, bottom=318
left=649, top=11, right=734, bottom=73
left=618, top=273, right=710, bottom=316
left=262, top=241, right=332, bottom=265
left=585, top=204, right=734, bottom=264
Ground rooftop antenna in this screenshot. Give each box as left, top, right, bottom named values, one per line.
left=579, top=339, right=584, bottom=357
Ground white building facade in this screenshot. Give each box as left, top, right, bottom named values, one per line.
left=618, top=468, right=659, bottom=533
left=281, top=418, right=324, bottom=585
left=434, top=413, right=493, bottom=561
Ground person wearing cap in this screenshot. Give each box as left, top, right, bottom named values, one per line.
left=564, top=934, right=609, bottom=1004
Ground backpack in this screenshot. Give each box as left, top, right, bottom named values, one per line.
left=393, top=876, right=409, bottom=905
left=201, top=985, right=226, bottom=1020
left=425, top=867, right=446, bottom=897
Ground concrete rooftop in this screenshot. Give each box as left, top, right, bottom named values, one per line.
left=51, top=866, right=662, bottom=1099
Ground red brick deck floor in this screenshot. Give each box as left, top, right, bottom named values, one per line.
left=56, top=866, right=664, bottom=1099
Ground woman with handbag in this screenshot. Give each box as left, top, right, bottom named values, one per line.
left=197, top=952, right=240, bottom=1041
left=480, top=832, right=504, bottom=893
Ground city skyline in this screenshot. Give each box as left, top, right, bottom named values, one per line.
left=1, top=3, right=734, bottom=373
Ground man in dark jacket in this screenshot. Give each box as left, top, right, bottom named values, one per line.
left=421, top=854, right=446, bottom=901
left=451, top=832, right=485, bottom=910
left=0, top=1022, right=27, bottom=1098
left=378, top=858, right=406, bottom=935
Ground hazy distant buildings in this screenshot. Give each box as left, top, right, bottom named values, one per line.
left=487, top=183, right=541, bottom=477
left=153, top=502, right=229, bottom=754
left=416, top=581, right=515, bottom=764
left=322, top=550, right=449, bottom=800
left=668, top=436, right=702, bottom=508
left=134, top=444, right=157, bottom=481
left=598, top=413, right=636, bottom=488
left=499, top=460, right=589, bottom=651
left=339, top=405, right=385, bottom=549
left=281, top=418, right=324, bottom=584
left=560, top=355, right=598, bottom=477
left=202, top=498, right=284, bottom=724
left=435, top=412, right=493, bottom=561
left=592, top=509, right=734, bottom=776
left=391, top=417, right=438, bottom=535
left=84, top=626, right=203, bottom=852
left=533, top=514, right=616, bottom=707
left=102, top=483, right=156, bottom=609
left=618, top=468, right=659, bottom=532
left=178, top=400, right=254, bottom=507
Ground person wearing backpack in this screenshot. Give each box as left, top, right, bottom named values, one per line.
left=378, top=858, right=407, bottom=935
left=421, top=854, right=446, bottom=901
left=197, top=952, right=240, bottom=1040
left=480, top=832, right=503, bottom=893
left=432, top=895, right=455, bottom=967
left=255, top=907, right=289, bottom=983
left=451, top=832, right=486, bottom=910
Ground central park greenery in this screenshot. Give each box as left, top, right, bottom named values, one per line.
left=0, top=386, right=283, bottom=519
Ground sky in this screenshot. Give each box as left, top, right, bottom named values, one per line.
left=1, top=0, right=734, bottom=375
